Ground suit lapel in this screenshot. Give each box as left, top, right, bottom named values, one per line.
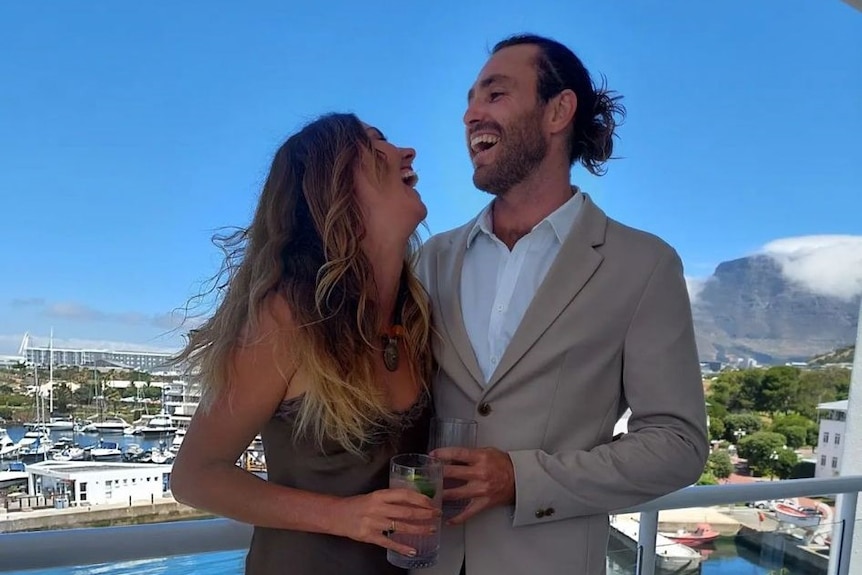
left=485, top=195, right=608, bottom=390
left=436, top=221, right=485, bottom=390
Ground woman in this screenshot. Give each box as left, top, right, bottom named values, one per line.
left=170, top=113, right=438, bottom=574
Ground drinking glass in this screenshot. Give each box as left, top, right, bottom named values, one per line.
left=387, top=453, right=443, bottom=569
left=428, top=417, right=477, bottom=520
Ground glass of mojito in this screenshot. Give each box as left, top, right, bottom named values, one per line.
left=387, top=453, right=443, bottom=569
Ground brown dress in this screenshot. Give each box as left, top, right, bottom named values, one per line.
left=244, top=391, right=433, bottom=574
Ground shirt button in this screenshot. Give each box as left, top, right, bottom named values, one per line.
left=477, top=402, right=492, bottom=416
left=490, top=356, right=498, bottom=365
left=496, top=305, right=504, bottom=312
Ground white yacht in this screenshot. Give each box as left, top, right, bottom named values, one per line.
left=169, top=428, right=186, bottom=453
left=134, top=412, right=178, bottom=437
left=0, top=428, right=20, bottom=459
left=80, top=416, right=133, bottom=435
left=15, top=428, right=54, bottom=461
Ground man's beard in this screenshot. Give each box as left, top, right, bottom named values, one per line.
left=472, top=107, right=547, bottom=196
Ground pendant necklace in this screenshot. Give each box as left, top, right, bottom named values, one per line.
left=382, top=278, right=408, bottom=372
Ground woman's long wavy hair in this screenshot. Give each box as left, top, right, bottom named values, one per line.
left=173, top=113, right=433, bottom=454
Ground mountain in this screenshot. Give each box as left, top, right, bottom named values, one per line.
left=691, top=255, right=860, bottom=363
left=809, top=345, right=855, bottom=366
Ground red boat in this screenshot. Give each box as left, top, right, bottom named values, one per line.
left=662, top=523, right=721, bottom=546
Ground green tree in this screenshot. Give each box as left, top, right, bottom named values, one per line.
left=794, top=368, right=851, bottom=417
left=696, top=472, right=718, bottom=486
left=707, top=450, right=734, bottom=482
left=771, top=413, right=817, bottom=448
left=774, top=448, right=799, bottom=480
left=141, top=384, right=163, bottom=401
left=73, top=383, right=96, bottom=406
left=52, top=383, right=73, bottom=414
left=759, top=366, right=800, bottom=413
left=706, top=399, right=729, bottom=420
left=736, top=369, right=765, bottom=412
left=103, top=385, right=122, bottom=412
left=709, top=417, right=726, bottom=443
left=724, top=413, right=763, bottom=442
left=738, top=431, right=787, bottom=477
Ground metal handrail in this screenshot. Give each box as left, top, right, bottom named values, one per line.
left=2, top=475, right=862, bottom=573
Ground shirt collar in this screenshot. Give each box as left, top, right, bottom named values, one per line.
left=466, top=187, right=584, bottom=248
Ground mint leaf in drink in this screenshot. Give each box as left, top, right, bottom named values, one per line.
left=407, top=470, right=436, bottom=499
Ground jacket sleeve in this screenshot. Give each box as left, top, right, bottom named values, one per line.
left=507, top=247, right=709, bottom=527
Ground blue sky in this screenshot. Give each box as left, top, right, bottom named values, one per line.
left=1, top=1, right=860, bottom=355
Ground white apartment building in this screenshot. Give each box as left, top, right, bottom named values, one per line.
left=815, top=399, right=848, bottom=478
left=25, top=461, right=172, bottom=506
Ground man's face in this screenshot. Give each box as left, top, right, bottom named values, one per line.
left=464, top=44, right=549, bottom=196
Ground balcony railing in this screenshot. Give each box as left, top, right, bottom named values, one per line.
left=2, top=475, right=861, bottom=574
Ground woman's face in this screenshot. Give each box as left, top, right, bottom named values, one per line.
left=353, top=123, right=427, bottom=241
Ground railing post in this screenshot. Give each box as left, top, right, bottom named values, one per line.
left=636, top=510, right=658, bottom=575
left=829, top=487, right=860, bottom=575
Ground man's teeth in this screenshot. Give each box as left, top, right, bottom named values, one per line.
left=401, top=169, right=419, bottom=187
left=470, top=134, right=500, bottom=153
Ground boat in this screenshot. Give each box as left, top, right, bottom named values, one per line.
left=0, top=461, right=28, bottom=489
left=774, top=501, right=822, bottom=528
left=51, top=447, right=86, bottom=461
left=80, top=416, right=133, bottom=435
left=661, top=523, right=720, bottom=546
left=169, top=428, right=186, bottom=454
left=0, top=428, right=19, bottom=460
left=24, top=417, right=76, bottom=431
left=15, top=429, right=53, bottom=462
left=610, top=515, right=702, bottom=572
left=134, top=412, right=178, bottom=436
left=89, top=440, right=123, bottom=460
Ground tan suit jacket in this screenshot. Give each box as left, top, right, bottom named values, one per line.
left=414, top=194, right=709, bottom=575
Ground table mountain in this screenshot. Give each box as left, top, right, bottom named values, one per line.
left=691, top=255, right=860, bottom=363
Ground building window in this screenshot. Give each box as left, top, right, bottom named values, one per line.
left=823, top=432, right=830, bottom=443
left=832, top=457, right=839, bottom=469
left=835, top=434, right=841, bottom=446
left=821, top=455, right=827, bottom=466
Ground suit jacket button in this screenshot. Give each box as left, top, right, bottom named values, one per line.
left=535, top=509, right=546, bottom=518
left=477, top=402, right=492, bottom=416
left=545, top=507, right=555, bottom=517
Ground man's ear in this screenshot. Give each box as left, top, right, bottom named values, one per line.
left=547, top=89, right=577, bottom=135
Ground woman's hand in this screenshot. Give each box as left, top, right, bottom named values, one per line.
left=332, top=488, right=440, bottom=555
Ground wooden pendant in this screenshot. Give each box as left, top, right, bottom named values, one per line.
left=383, top=337, right=399, bottom=372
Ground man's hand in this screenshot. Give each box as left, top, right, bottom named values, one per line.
left=430, top=446, right=515, bottom=525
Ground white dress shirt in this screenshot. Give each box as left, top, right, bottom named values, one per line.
left=461, top=191, right=584, bottom=384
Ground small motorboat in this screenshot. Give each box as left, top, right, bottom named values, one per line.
left=662, top=523, right=721, bottom=546
left=774, top=501, right=822, bottom=528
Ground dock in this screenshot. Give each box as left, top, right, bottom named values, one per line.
left=0, top=495, right=209, bottom=533
left=615, top=506, right=742, bottom=536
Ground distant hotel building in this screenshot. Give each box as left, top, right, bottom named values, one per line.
left=815, top=399, right=848, bottom=478
left=17, top=333, right=177, bottom=373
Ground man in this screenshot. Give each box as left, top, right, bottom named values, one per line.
left=416, top=34, right=709, bottom=574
